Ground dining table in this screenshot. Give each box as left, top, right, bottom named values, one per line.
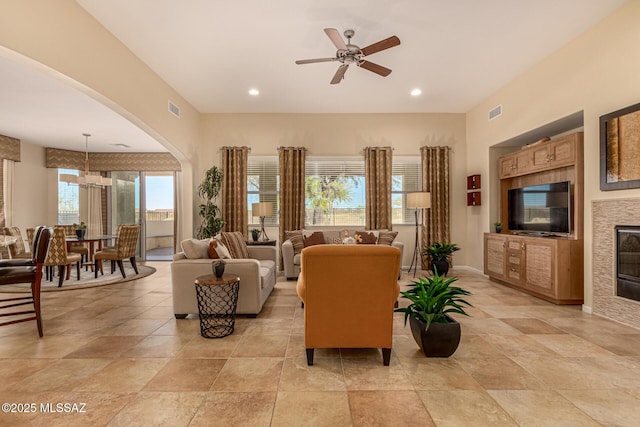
left=65, top=235, right=116, bottom=264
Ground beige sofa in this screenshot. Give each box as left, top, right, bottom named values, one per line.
left=171, top=239, right=277, bottom=317
left=282, top=229, right=404, bottom=279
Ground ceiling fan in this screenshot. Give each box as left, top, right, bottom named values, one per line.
left=296, top=28, right=400, bottom=84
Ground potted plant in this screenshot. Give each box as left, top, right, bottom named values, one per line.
left=494, top=221, right=503, bottom=233
left=197, top=166, right=225, bottom=239
left=213, top=259, right=226, bottom=279
left=250, top=228, right=261, bottom=242
left=74, top=222, right=87, bottom=240
left=424, top=242, right=460, bottom=276
left=395, top=271, right=472, bottom=357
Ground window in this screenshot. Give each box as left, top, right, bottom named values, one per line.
left=58, top=168, right=79, bottom=224
left=247, top=156, right=279, bottom=226
left=305, top=157, right=365, bottom=226
left=392, top=156, right=422, bottom=225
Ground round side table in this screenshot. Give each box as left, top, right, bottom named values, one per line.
left=194, top=274, right=240, bottom=338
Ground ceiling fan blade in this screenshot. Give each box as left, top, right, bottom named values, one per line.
left=361, top=35, right=400, bottom=56
left=330, top=64, right=349, bottom=84
left=295, top=58, right=337, bottom=65
left=358, top=60, right=392, bottom=77
left=324, top=28, right=347, bottom=50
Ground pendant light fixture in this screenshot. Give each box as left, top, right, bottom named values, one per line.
left=60, top=133, right=112, bottom=187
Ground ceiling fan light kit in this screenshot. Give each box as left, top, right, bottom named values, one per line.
left=296, top=28, right=400, bottom=85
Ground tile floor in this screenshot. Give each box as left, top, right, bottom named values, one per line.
left=1, top=263, right=640, bottom=426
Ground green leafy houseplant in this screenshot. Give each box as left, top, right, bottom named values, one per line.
left=424, top=242, right=460, bottom=263
left=395, top=272, right=472, bottom=357
left=197, top=166, right=225, bottom=239
left=424, top=242, right=460, bottom=276
left=395, top=272, right=472, bottom=328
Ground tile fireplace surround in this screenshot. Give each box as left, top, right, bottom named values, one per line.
left=593, top=198, right=640, bottom=329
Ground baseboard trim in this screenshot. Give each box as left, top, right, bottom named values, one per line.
left=582, top=305, right=593, bottom=314
left=402, top=265, right=485, bottom=276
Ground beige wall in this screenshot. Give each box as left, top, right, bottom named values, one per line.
left=466, top=0, right=640, bottom=308
left=10, top=141, right=51, bottom=231
left=0, top=0, right=200, bottom=242
left=201, top=113, right=468, bottom=268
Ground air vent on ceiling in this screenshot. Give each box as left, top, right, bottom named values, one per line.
left=488, top=104, right=502, bottom=121
left=168, top=101, right=180, bottom=118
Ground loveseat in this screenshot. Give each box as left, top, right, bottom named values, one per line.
left=282, top=229, right=404, bottom=279
left=171, top=236, right=277, bottom=317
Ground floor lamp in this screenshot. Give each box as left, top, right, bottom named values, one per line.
left=252, top=202, right=273, bottom=241
left=407, top=192, right=431, bottom=277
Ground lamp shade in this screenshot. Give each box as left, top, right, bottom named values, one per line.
left=407, top=192, right=431, bottom=209
left=252, top=202, right=273, bottom=217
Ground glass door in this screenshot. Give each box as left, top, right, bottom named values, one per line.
left=110, top=171, right=142, bottom=259
left=144, top=172, right=175, bottom=261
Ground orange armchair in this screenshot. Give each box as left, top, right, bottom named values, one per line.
left=296, top=244, right=401, bottom=366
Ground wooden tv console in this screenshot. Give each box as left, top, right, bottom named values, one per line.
left=484, top=132, right=584, bottom=304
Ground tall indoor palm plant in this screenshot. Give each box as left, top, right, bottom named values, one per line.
left=197, top=165, right=224, bottom=239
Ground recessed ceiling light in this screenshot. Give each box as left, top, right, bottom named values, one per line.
left=248, top=88, right=260, bottom=96
left=410, top=88, right=422, bottom=96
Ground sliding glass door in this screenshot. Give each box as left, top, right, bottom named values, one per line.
left=108, top=171, right=175, bottom=261
left=110, top=171, right=142, bottom=258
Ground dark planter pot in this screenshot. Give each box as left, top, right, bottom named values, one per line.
left=251, top=232, right=260, bottom=242
left=75, top=229, right=86, bottom=240
left=431, top=260, right=450, bottom=276
left=409, top=315, right=461, bottom=357
left=213, top=263, right=225, bottom=279
left=495, top=225, right=502, bottom=233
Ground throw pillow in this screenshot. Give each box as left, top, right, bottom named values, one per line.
left=207, top=238, right=232, bottom=259
left=304, top=231, right=325, bottom=247
left=181, top=238, right=210, bottom=259
left=378, top=230, right=398, bottom=246
left=355, top=231, right=378, bottom=244
left=220, top=231, right=250, bottom=259
left=285, top=230, right=304, bottom=255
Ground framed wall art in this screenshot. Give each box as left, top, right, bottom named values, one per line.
left=600, top=102, right=640, bottom=190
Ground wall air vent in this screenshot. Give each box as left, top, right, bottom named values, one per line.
left=488, top=104, right=502, bottom=121
left=168, top=101, right=181, bottom=118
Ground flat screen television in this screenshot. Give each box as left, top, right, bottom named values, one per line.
left=508, top=181, right=571, bottom=235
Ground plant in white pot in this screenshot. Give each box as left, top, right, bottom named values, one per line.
left=395, top=271, right=472, bottom=357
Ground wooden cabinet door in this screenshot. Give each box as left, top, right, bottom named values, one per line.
left=513, top=150, right=532, bottom=175
left=530, top=145, right=551, bottom=171
left=549, top=137, right=576, bottom=168
left=523, top=239, right=556, bottom=297
left=484, top=234, right=506, bottom=281
left=499, top=155, right=516, bottom=178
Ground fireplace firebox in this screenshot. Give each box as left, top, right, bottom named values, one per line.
left=616, top=226, right=640, bottom=302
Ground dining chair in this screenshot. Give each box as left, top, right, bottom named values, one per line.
left=94, top=225, right=140, bottom=278
left=3, top=226, right=31, bottom=259
left=44, top=227, right=82, bottom=287
left=57, top=224, right=90, bottom=265
left=0, top=226, right=51, bottom=337
left=26, top=227, right=36, bottom=250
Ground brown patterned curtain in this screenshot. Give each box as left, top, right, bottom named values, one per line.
left=420, top=146, right=450, bottom=268
left=279, top=147, right=306, bottom=268
left=364, top=146, right=393, bottom=230
left=221, top=146, right=249, bottom=236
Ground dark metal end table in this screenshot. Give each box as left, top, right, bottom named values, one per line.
left=194, top=274, right=240, bottom=338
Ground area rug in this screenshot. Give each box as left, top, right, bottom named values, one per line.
left=0, top=264, right=156, bottom=292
